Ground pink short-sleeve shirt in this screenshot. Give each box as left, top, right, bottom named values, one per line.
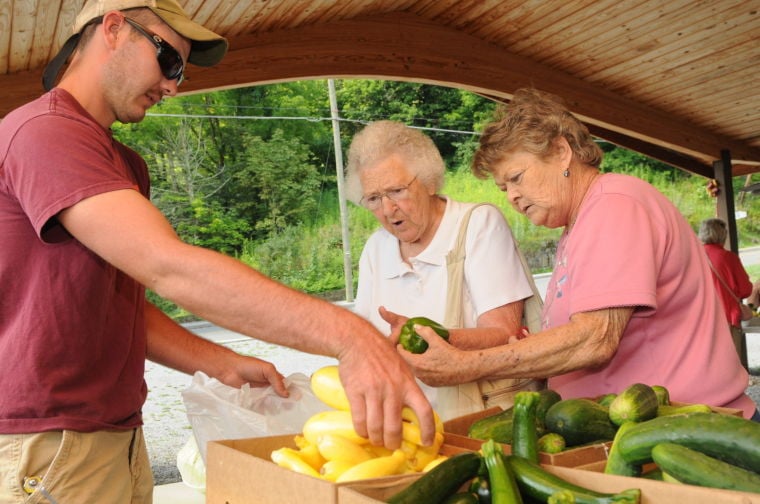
left=546, top=174, right=754, bottom=417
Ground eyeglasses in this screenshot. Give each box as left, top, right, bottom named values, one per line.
left=124, top=17, right=185, bottom=85
left=360, top=176, right=418, bottom=210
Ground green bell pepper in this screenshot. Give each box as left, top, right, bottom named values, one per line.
left=398, top=316, right=449, bottom=354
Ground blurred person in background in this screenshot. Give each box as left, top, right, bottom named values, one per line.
left=699, top=217, right=753, bottom=369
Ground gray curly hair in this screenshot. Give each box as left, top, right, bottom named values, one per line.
left=698, top=218, right=728, bottom=245
left=344, top=120, right=445, bottom=204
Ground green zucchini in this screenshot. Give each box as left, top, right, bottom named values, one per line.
left=513, top=391, right=541, bottom=462
left=387, top=451, right=482, bottom=504
left=506, top=455, right=641, bottom=504
left=548, top=490, right=576, bottom=504
left=656, top=403, right=712, bottom=416
left=544, top=399, right=618, bottom=447
left=651, top=385, right=670, bottom=406
left=469, top=390, right=561, bottom=443
left=616, top=412, right=760, bottom=472
left=442, top=492, right=480, bottom=504
left=468, top=407, right=515, bottom=443
left=468, top=476, right=492, bottom=504
left=651, top=442, right=760, bottom=493
left=603, top=421, right=640, bottom=477
left=482, top=439, right=523, bottom=504
left=608, top=383, right=658, bottom=426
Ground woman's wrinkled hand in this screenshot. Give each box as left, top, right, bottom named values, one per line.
left=508, top=326, right=531, bottom=344
left=396, top=324, right=472, bottom=387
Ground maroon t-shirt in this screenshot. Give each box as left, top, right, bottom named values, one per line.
left=0, top=89, right=149, bottom=432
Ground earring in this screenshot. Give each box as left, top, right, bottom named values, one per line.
left=563, top=169, right=570, bottom=178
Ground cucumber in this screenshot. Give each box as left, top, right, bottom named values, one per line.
left=651, top=442, right=760, bottom=493
left=640, top=467, right=663, bottom=480
left=603, top=421, right=640, bottom=477
left=544, top=399, right=618, bottom=447
left=506, top=455, right=641, bottom=504
left=651, top=385, right=670, bottom=406
left=656, top=403, right=712, bottom=416
left=468, top=407, right=515, bottom=443
left=537, top=433, right=566, bottom=454
left=387, top=452, right=482, bottom=504
left=608, top=383, right=658, bottom=426
left=660, top=471, right=682, bottom=484
left=513, top=391, right=541, bottom=462
left=535, top=389, right=562, bottom=433
left=596, top=393, right=617, bottom=408
left=616, top=412, right=760, bottom=472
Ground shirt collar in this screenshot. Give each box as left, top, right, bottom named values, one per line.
left=377, top=196, right=461, bottom=278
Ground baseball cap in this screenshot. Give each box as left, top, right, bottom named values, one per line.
left=42, top=0, right=228, bottom=90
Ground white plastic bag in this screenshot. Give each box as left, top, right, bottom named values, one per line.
left=181, top=371, right=329, bottom=463
left=176, top=435, right=206, bottom=493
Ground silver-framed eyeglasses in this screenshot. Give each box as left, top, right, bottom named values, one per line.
left=360, top=176, right=417, bottom=210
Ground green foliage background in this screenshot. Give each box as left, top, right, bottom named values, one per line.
left=112, top=80, right=760, bottom=321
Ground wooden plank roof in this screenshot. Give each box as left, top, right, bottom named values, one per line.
left=2, top=0, right=759, bottom=176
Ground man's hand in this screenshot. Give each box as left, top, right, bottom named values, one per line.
left=378, top=306, right=409, bottom=345
left=336, top=334, right=434, bottom=449
left=217, top=354, right=289, bottom=397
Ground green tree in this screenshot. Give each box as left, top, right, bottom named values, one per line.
left=232, top=129, right=323, bottom=237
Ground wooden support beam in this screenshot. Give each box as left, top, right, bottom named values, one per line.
left=714, top=150, right=739, bottom=253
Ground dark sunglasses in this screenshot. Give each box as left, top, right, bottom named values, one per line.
left=124, top=17, right=185, bottom=85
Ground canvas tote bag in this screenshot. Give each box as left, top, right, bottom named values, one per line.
left=435, top=204, right=544, bottom=419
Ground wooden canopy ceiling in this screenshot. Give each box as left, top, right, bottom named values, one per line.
left=2, top=0, right=759, bottom=177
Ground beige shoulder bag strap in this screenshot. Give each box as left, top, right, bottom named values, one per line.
left=436, top=204, right=544, bottom=419
left=443, top=204, right=483, bottom=328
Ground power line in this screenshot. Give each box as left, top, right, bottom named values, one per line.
left=144, top=112, right=480, bottom=136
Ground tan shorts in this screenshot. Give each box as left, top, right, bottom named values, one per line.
left=0, top=428, right=153, bottom=504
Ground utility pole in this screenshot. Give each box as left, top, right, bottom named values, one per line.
left=328, top=79, right=354, bottom=302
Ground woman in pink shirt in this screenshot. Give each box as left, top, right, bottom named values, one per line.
left=400, top=88, right=759, bottom=420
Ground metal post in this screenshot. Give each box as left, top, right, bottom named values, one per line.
left=328, top=79, right=354, bottom=302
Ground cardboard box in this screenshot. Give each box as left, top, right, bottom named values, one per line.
left=205, top=433, right=473, bottom=504
left=339, top=464, right=760, bottom=504
left=443, top=406, right=612, bottom=467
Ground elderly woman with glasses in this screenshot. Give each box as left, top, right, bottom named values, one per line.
left=399, top=88, right=759, bottom=421
left=345, top=120, right=542, bottom=420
